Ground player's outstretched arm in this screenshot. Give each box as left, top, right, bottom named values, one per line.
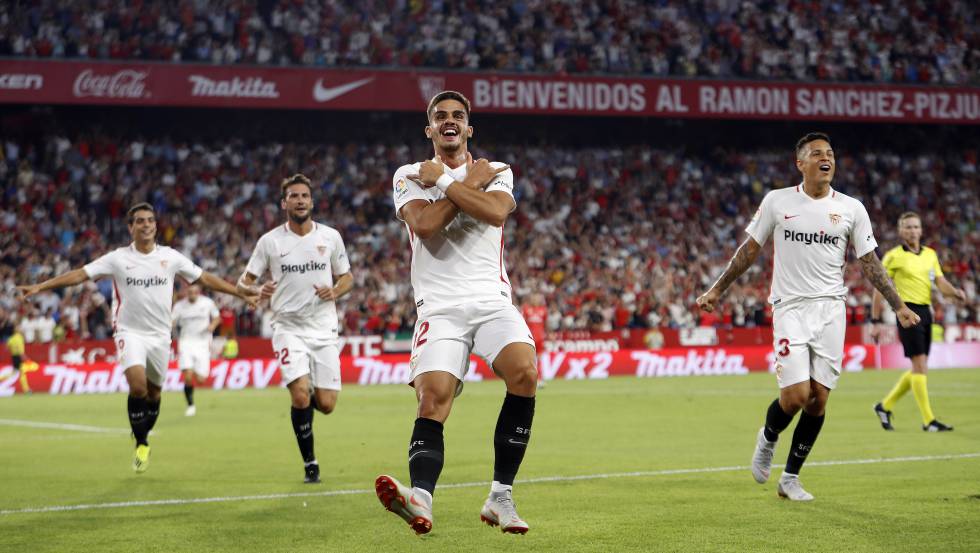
left=858, top=252, right=920, bottom=328
left=697, top=237, right=762, bottom=312
left=199, top=271, right=258, bottom=308
left=17, top=268, right=90, bottom=299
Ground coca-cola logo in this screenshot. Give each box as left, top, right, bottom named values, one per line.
left=72, top=69, right=149, bottom=99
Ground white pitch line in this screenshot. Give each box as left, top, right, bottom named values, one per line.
left=2, top=452, right=977, bottom=516
left=0, top=418, right=132, bottom=435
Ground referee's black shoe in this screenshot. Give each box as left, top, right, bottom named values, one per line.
left=873, top=402, right=894, bottom=431
left=304, top=461, right=321, bottom=483
left=923, top=419, right=953, bottom=432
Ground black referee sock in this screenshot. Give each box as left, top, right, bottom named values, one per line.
left=785, top=411, right=825, bottom=475
left=146, top=399, right=161, bottom=433
left=290, top=405, right=316, bottom=464
left=408, top=418, right=445, bottom=495
left=127, top=395, right=149, bottom=446
left=763, top=398, right=794, bottom=442
left=493, top=392, right=535, bottom=486
left=184, top=384, right=194, bottom=406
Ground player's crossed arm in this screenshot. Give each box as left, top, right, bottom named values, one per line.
left=407, top=153, right=513, bottom=228
left=857, top=252, right=920, bottom=329
left=697, top=237, right=763, bottom=312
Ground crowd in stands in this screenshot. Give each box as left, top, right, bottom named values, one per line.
left=1, top=130, right=977, bottom=342
left=1, top=0, right=977, bottom=85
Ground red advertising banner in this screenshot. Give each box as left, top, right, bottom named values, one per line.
left=0, top=60, right=977, bottom=124
left=5, top=336, right=384, bottom=365
left=8, top=343, right=978, bottom=396
left=5, top=325, right=980, bottom=365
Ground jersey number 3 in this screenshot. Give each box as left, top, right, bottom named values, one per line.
left=777, top=338, right=790, bottom=357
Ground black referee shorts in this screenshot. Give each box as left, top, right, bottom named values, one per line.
left=897, top=303, right=932, bottom=358
left=11, top=355, right=22, bottom=371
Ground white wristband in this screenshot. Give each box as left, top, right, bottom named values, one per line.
left=435, top=174, right=455, bottom=192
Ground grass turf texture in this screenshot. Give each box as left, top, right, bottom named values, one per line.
left=1, top=368, right=978, bottom=553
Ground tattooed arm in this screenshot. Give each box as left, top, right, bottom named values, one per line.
left=858, top=251, right=921, bottom=328
left=697, top=237, right=763, bottom=312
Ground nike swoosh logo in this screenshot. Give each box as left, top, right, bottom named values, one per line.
left=312, top=77, right=374, bottom=103
left=408, top=449, right=430, bottom=463
left=507, top=438, right=527, bottom=446
left=125, top=265, right=136, bottom=270
left=279, top=253, right=289, bottom=257
left=784, top=215, right=799, bottom=220
left=409, top=495, right=427, bottom=508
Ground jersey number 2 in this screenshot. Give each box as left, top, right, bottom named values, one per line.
left=276, top=348, right=290, bottom=366
left=414, top=321, right=430, bottom=348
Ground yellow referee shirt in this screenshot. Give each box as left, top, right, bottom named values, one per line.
left=881, top=245, right=943, bottom=305
left=6, top=332, right=25, bottom=356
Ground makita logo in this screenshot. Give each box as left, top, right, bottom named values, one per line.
left=281, top=261, right=327, bottom=274
left=189, top=75, right=279, bottom=98
left=0, top=73, right=43, bottom=90
left=125, top=276, right=168, bottom=288
left=632, top=349, right=749, bottom=377
left=783, top=229, right=840, bottom=246
left=73, top=69, right=148, bottom=98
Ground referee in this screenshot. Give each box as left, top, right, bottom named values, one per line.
left=871, top=212, right=966, bottom=432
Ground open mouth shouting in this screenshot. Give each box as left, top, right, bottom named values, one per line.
left=441, top=125, right=460, bottom=143
left=818, top=163, right=832, bottom=174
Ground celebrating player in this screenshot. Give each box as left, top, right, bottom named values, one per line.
left=375, top=91, right=538, bottom=535
left=697, top=133, right=919, bottom=501
left=17, top=202, right=257, bottom=472
left=237, top=174, right=353, bottom=484
left=871, top=212, right=967, bottom=432
left=172, top=284, right=220, bottom=416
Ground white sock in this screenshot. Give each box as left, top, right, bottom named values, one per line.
left=491, top=480, right=512, bottom=494
left=412, top=487, right=433, bottom=507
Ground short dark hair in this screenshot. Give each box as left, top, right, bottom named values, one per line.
left=126, top=202, right=154, bottom=224
left=280, top=173, right=312, bottom=199
left=426, top=90, right=471, bottom=121
left=795, top=132, right=831, bottom=158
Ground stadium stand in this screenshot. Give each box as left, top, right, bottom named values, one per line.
left=1, top=113, right=976, bottom=341
left=0, top=0, right=976, bottom=84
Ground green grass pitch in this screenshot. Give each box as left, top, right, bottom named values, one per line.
left=1, top=369, right=978, bottom=552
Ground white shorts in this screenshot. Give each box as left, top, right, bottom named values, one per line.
left=115, top=332, right=171, bottom=387
left=772, top=298, right=846, bottom=390
left=178, top=340, right=211, bottom=379
left=272, top=332, right=341, bottom=391
left=410, top=301, right=534, bottom=396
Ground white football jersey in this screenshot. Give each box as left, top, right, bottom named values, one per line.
left=392, top=159, right=516, bottom=311
left=172, top=296, right=219, bottom=342
left=244, top=222, right=350, bottom=336
left=746, top=184, right=878, bottom=307
left=84, top=244, right=204, bottom=338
